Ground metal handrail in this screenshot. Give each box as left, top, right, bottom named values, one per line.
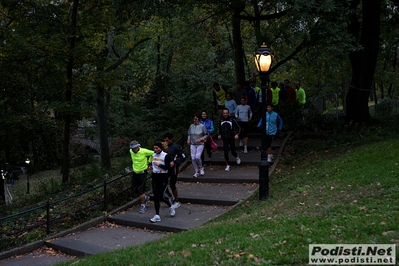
left=0, top=132, right=190, bottom=252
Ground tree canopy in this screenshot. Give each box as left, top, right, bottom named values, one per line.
left=0, top=0, right=397, bottom=180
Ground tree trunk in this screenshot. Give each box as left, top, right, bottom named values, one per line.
left=62, top=0, right=79, bottom=183
left=232, top=11, right=246, bottom=83
left=345, top=0, right=381, bottom=125
left=96, top=85, right=111, bottom=169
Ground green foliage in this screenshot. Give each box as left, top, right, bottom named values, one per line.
left=0, top=0, right=397, bottom=178
left=57, top=120, right=399, bottom=266
left=375, top=97, right=397, bottom=116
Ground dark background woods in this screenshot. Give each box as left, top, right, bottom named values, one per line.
left=0, top=0, right=398, bottom=182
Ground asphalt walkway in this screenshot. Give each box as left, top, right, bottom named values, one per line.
left=0, top=133, right=290, bottom=266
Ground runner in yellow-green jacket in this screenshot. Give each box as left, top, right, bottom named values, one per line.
left=129, top=140, right=153, bottom=214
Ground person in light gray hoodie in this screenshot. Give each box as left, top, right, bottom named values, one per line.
left=187, top=113, right=208, bottom=177
left=235, top=96, right=253, bottom=154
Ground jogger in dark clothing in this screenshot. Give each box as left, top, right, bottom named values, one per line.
left=218, top=108, right=242, bottom=171
left=163, top=132, right=186, bottom=209
left=149, top=142, right=175, bottom=223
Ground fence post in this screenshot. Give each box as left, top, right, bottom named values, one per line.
left=46, top=201, right=50, bottom=235
left=103, top=180, right=107, bottom=211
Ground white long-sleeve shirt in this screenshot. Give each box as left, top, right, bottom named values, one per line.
left=235, top=105, right=252, bottom=122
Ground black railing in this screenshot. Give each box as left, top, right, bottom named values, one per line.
left=0, top=172, right=136, bottom=252
left=0, top=132, right=190, bottom=253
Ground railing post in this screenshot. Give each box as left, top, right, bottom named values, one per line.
left=46, top=201, right=50, bottom=235
left=103, top=180, right=107, bottom=211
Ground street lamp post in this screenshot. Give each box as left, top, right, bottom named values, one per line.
left=253, top=43, right=274, bottom=201
left=25, top=158, right=30, bottom=194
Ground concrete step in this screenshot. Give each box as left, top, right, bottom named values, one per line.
left=45, top=238, right=110, bottom=257
left=108, top=203, right=232, bottom=233
left=0, top=132, right=291, bottom=266
left=45, top=226, right=166, bottom=258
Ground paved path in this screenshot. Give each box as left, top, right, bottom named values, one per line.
left=0, top=133, right=290, bottom=266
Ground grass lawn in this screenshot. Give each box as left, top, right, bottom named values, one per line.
left=57, top=123, right=399, bottom=265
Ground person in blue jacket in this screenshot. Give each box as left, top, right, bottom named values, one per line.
left=257, top=104, right=283, bottom=162
left=199, top=110, right=215, bottom=161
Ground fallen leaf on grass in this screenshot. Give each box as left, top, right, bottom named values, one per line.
left=359, top=206, right=367, bottom=210
left=233, top=251, right=245, bottom=257
left=279, top=250, right=287, bottom=255
left=249, top=232, right=260, bottom=238
left=248, top=254, right=262, bottom=263
left=181, top=250, right=191, bottom=257
left=382, top=231, right=396, bottom=236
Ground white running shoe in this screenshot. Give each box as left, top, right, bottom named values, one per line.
left=267, top=154, right=274, bottom=163
left=139, top=205, right=146, bottom=214
left=170, top=206, right=176, bottom=217
left=173, top=202, right=181, bottom=209
left=236, top=156, right=241, bottom=165
left=244, top=146, right=248, bottom=154
left=225, top=165, right=230, bottom=172
left=193, top=172, right=199, bottom=178
left=150, top=215, right=161, bottom=223
left=199, top=167, right=205, bottom=176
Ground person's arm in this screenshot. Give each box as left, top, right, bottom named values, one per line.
left=234, top=118, right=241, bottom=136
left=187, top=125, right=191, bottom=145
left=277, top=114, right=283, bottom=131
left=202, top=125, right=208, bottom=141
left=257, top=118, right=262, bottom=127
left=173, top=145, right=186, bottom=165
left=235, top=106, right=239, bottom=119
left=208, top=121, right=215, bottom=134
left=158, top=154, right=172, bottom=171
left=143, top=149, right=154, bottom=163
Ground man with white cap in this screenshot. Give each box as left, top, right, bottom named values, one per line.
left=129, top=140, right=153, bottom=214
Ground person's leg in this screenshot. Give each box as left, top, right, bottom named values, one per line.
left=195, top=145, right=205, bottom=174
left=161, top=177, right=172, bottom=207
left=152, top=176, right=160, bottom=215
left=266, top=135, right=274, bottom=162
left=161, top=175, right=176, bottom=217
left=266, top=135, right=274, bottom=154
left=137, top=172, right=148, bottom=205
left=205, top=136, right=212, bottom=158
left=136, top=172, right=149, bottom=214
left=150, top=176, right=162, bottom=223
left=222, top=139, right=229, bottom=165
left=169, top=173, right=179, bottom=203
left=242, top=122, right=249, bottom=153
left=238, top=121, right=244, bottom=146
left=243, top=136, right=249, bottom=147
left=190, top=145, right=199, bottom=174
left=230, top=138, right=238, bottom=158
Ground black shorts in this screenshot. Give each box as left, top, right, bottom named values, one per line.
left=238, top=121, right=249, bottom=138
left=266, top=135, right=274, bottom=148
left=132, top=171, right=147, bottom=194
